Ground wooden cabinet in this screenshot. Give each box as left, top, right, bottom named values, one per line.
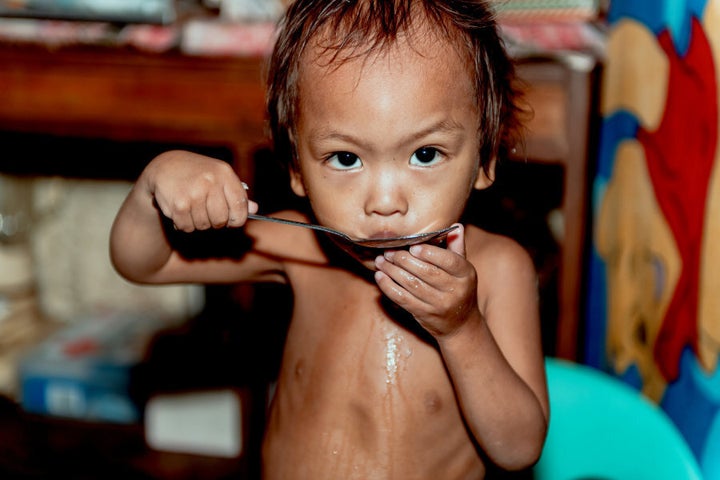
left=0, top=44, right=268, bottom=182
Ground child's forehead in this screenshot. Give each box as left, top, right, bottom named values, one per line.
left=296, top=26, right=478, bottom=129
left=301, top=20, right=465, bottom=76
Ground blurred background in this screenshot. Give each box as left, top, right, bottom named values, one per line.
left=1, top=0, right=719, bottom=479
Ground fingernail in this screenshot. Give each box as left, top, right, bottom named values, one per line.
left=375, top=255, right=385, bottom=268
left=383, top=250, right=395, bottom=261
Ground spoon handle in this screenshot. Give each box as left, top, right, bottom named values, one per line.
left=246, top=214, right=351, bottom=239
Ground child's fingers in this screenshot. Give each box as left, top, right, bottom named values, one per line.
left=240, top=181, right=260, bottom=214
left=445, top=223, right=465, bottom=257
left=225, top=180, right=252, bottom=227
left=394, top=223, right=465, bottom=272
left=156, top=195, right=193, bottom=232
left=375, top=254, right=434, bottom=305
left=384, top=248, right=456, bottom=293
left=407, top=244, right=468, bottom=280
left=374, top=268, right=426, bottom=310
left=206, top=189, right=230, bottom=228
left=385, top=250, right=443, bottom=285
left=190, top=193, right=212, bottom=230
left=172, top=214, right=193, bottom=232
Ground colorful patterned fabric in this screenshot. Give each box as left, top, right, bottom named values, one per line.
left=586, top=1, right=720, bottom=477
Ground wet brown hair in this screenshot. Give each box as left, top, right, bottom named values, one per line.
left=266, top=0, right=522, bottom=176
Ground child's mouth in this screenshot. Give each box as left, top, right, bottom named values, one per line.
left=366, top=230, right=402, bottom=240
left=329, top=227, right=454, bottom=270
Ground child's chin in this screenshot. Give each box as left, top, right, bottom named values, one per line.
left=331, top=240, right=382, bottom=270
left=345, top=250, right=380, bottom=271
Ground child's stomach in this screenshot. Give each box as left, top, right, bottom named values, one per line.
left=260, top=311, right=485, bottom=480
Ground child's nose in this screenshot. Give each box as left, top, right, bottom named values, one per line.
left=363, top=169, right=409, bottom=217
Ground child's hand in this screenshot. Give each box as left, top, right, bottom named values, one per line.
left=373, top=224, right=479, bottom=338
left=144, top=151, right=258, bottom=232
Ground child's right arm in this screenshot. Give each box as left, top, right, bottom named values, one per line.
left=110, top=150, right=259, bottom=285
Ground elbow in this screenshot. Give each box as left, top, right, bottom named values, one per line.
left=111, top=260, right=164, bottom=286
left=109, top=242, right=162, bottom=285
left=109, top=249, right=144, bottom=284
left=512, top=433, right=546, bottom=472
left=488, top=418, right=548, bottom=472
left=109, top=219, right=168, bottom=285
left=109, top=237, right=137, bottom=283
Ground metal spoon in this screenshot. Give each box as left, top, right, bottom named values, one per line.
left=247, top=213, right=458, bottom=249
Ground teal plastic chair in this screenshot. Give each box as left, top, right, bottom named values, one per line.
left=534, top=358, right=703, bottom=480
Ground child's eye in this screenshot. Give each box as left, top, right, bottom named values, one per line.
left=327, top=151, right=362, bottom=170
left=409, top=147, right=442, bottom=166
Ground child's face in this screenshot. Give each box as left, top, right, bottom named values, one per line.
left=290, top=30, right=491, bottom=251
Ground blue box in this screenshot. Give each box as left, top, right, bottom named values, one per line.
left=18, top=312, right=170, bottom=423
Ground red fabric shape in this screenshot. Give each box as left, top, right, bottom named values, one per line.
left=637, top=18, right=718, bottom=381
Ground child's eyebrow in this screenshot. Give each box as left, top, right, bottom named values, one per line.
left=309, top=119, right=465, bottom=149
left=398, top=119, right=466, bottom=146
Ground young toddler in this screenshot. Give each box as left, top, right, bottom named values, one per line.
left=110, top=1, right=549, bottom=478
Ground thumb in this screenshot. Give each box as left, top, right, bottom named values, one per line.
left=446, top=223, right=465, bottom=257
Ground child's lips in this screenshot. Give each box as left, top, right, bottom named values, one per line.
left=366, top=230, right=402, bottom=240
left=366, top=224, right=444, bottom=240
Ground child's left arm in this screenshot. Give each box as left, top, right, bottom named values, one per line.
left=374, top=224, right=549, bottom=471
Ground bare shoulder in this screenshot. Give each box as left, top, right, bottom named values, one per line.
left=463, top=224, right=536, bottom=286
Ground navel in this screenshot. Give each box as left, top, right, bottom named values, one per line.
left=294, top=359, right=305, bottom=379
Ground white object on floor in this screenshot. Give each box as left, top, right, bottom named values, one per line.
left=145, top=389, right=243, bottom=458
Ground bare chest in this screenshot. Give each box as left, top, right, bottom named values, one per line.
left=261, top=266, right=482, bottom=478
left=283, top=265, right=445, bottom=398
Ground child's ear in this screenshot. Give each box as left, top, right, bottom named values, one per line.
left=473, top=157, right=496, bottom=190
left=287, top=131, right=307, bottom=197
left=287, top=129, right=307, bottom=197
left=289, top=165, right=307, bottom=197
